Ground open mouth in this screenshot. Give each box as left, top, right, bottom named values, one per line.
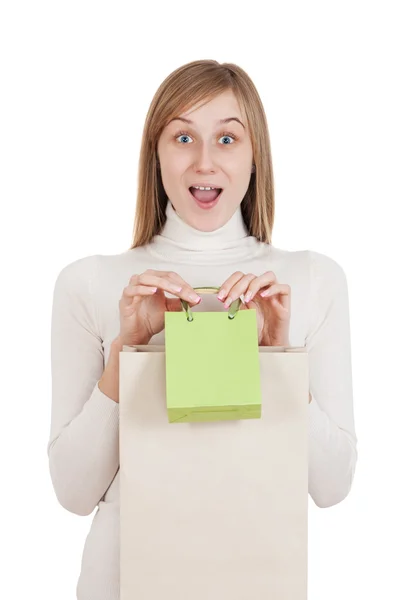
left=189, top=186, right=223, bottom=204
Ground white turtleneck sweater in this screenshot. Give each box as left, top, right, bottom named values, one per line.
left=48, top=200, right=357, bottom=600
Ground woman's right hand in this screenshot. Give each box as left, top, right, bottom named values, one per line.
left=118, top=269, right=202, bottom=346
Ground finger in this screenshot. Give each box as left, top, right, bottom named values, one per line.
left=242, top=271, right=278, bottom=303
left=259, top=283, right=290, bottom=298
left=131, top=271, right=200, bottom=300
left=120, top=284, right=158, bottom=310
left=223, top=273, right=257, bottom=308
left=217, top=271, right=245, bottom=300
left=135, top=274, right=201, bottom=304
left=145, top=270, right=201, bottom=299
left=259, top=283, right=291, bottom=311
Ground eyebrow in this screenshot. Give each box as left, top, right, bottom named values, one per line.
left=168, top=116, right=245, bottom=129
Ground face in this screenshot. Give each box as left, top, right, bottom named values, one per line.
left=156, top=89, right=254, bottom=231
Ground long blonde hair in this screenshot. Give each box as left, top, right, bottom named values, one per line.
left=130, top=59, right=275, bottom=248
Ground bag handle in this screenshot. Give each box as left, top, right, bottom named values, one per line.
left=180, top=286, right=241, bottom=322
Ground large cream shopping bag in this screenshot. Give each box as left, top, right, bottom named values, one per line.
left=119, top=342, right=309, bottom=600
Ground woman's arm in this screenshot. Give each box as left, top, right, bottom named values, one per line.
left=305, top=250, right=358, bottom=508
left=48, top=256, right=119, bottom=516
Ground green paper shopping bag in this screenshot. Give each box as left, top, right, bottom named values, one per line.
left=164, top=286, right=262, bottom=423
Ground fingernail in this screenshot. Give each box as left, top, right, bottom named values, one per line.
left=224, top=296, right=232, bottom=308
left=217, top=289, right=227, bottom=300
left=171, top=284, right=183, bottom=292
left=244, top=292, right=252, bottom=303
left=189, top=293, right=201, bottom=303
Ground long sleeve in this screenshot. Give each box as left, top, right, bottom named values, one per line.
left=48, top=255, right=120, bottom=516
left=305, top=250, right=358, bottom=508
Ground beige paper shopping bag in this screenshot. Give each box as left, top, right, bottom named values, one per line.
left=119, top=344, right=309, bottom=600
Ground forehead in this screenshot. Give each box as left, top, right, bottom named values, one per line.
left=167, top=90, right=246, bottom=129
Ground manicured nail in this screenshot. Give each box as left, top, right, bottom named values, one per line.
left=189, top=293, right=201, bottom=303
left=217, top=289, right=227, bottom=300
left=171, top=284, right=182, bottom=292
left=244, top=291, right=252, bottom=303
left=260, top=290, right=269, bottom=297
left=224, top=296, right=232, bottom=308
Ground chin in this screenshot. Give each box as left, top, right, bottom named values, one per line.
left=172, top=190, right=239, bottom=230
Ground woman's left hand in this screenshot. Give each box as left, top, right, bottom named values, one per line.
left=217, top=271, right=291, bottom=346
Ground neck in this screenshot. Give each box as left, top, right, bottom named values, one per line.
left=145, top=199, right=263, bottom=265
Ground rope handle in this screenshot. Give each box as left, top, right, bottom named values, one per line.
left=180, top=286, right=241, bottom=322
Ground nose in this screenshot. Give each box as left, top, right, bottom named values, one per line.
left=193, top=141, right=217, bottom=172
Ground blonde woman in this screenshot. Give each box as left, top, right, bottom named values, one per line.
left=48, top=59, right=357, bottom=600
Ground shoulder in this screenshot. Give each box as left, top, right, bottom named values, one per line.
left=53, top=249, right=143, bottom=291
left=265, top=243, right=346, bottom=271
left=264, top=244, right=306, bottom=267
left=307, top=249, right=348, bottom=292
left=271, top=247, right=346, bottom=277
left=53, top=254, right=101, bottom=297
left=305, top=251, right=350, bottom=332
left=264, top=246, right=348, bottom=304
left=264, top=245, right=311, bottom=283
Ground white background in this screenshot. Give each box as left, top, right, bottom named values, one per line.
left=1, top=1, right=411, bottom=598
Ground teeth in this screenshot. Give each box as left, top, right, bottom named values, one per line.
left=192, top=186, right=217, bottom=191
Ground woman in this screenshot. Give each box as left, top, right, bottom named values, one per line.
left=48, top=59, right=357, bottom=600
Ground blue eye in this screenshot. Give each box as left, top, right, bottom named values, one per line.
left=176, top=133, right=193, bottom=144
left=175, top=130, right=238, bottom=144
left=219, top=135, right=235, bottom=144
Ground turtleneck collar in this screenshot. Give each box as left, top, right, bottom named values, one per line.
left=145, top=199, right=266, bottom=265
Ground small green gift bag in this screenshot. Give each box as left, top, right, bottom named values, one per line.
left=164, top=286, right=262, bottom=423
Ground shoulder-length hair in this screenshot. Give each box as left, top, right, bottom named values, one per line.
left=130, top=59, right=275, bottom=248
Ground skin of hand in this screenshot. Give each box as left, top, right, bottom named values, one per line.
left=118, top=269, right=202, bottom=346
left=217, top=270, right=291, bottom=346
